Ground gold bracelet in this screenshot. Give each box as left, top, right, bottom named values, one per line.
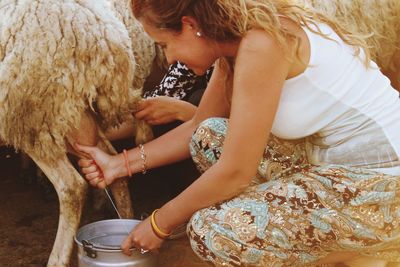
left=150, top=209, right=171, bottom=239
left=138, top=144, right=147, bottom=174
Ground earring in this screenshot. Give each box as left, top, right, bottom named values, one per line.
left=196, top=31, right=202, bottom=37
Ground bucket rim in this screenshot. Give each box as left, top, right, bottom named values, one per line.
left=74, top=219, right=141, bottom=252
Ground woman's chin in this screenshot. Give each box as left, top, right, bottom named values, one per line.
left=192, top=68, right=207, bottom=76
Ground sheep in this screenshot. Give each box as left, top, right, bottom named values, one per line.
left=296, top=0, right=400, bottom=89
left=0, top=0, right=158, bottom=266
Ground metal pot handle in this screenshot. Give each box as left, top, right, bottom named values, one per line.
left=82, top=240, right=97, bottom=259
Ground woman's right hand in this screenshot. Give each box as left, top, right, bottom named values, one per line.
left=75, top=143, right=121, bottom=189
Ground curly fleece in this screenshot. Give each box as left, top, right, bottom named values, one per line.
left=0, top=0, right=156, bottom=162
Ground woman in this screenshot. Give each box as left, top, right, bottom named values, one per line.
left=76, top=0, right=400, bottom=266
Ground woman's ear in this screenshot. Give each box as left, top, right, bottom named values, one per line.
left=181, top=16, right=199, bottom=32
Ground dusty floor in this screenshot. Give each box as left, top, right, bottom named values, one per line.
left=0, top=147, right=208, bottom=267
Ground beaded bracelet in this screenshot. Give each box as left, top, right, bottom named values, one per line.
left=150, top=209, right=171, bottom=239
left=138, top=144, right=147, bottom=174
left=122, top=149, right=132, bottom=177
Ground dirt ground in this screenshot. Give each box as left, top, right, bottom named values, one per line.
left=0, top=147, right=208, bottom=267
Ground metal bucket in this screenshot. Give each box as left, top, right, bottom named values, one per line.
left=75, top=219, right=158, bottom=267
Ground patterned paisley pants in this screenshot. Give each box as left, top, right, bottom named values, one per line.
left=187, top=118, right=400, bottom=267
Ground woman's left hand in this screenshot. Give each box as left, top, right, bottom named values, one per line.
left=134, top=96, right=196, bottom=125
left=121, top=217, right=165, bottom=255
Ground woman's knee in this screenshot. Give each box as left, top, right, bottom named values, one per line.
left=189, top=117, right=228, bottom=170
left=193, top=117, right=228, bottom=137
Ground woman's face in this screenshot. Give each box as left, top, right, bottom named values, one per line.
left=141, top=17, right=218, bottom=75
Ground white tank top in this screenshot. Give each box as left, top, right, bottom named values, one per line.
left=271, top=23, right=400, bottom=175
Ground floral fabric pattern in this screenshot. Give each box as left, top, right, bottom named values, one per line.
left=188, top=117, right=400, bottom=267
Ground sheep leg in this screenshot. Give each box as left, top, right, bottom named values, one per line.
left=27, top=111, right=133, bottom=267
left=30, top=154, right=87, bottom=267
left=67, top=110, right=134, bottom=218
left=97, top=130, right=134, bottom=218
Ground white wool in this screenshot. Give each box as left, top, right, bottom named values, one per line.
left=0, top=0, right=157, bottom=162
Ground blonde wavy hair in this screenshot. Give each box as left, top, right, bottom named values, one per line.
left=131, top=0, right=371, bottom=62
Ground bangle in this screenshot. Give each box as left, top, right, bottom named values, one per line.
left=138, top=144, right=147, bottom=174
left=150, top=209, right=171, bottom=239
left=122, top=149, right=132, bottom=177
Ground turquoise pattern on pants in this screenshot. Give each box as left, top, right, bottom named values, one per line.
left=187, top=117, right=400, bottom=267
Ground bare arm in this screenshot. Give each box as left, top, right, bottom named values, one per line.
left=124, top=63, right=230, bottom=173
left=156, top=29, right=293, bottom=232
left=77, top=62, right=230, bottom=185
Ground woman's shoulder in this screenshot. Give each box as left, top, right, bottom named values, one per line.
left=240, top=19, right=310, bottom=79
left=240, top=28, right=282, bottom=53
left=239, top=25, right=301, bottom=58
left=237, top=29, right=294, bottom=77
